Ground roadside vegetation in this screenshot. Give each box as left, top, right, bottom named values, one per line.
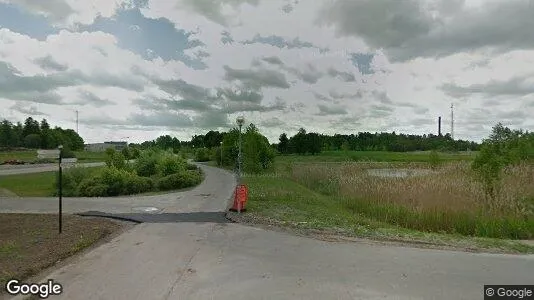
left=219, top=123, right=533, bottom=253
left=55, top=149, right=202, bottom=197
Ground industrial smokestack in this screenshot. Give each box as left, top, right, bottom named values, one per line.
left=438, top=116, right=442, bottom=136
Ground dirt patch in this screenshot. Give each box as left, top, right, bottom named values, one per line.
left=226, top=211, right=534, bottom=255
left=0, top=214, right=130, bottom=295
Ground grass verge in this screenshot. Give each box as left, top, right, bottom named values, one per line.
left=229, top=174, right=534, bottom=254
left=0, top=214, right=128, bottom=292
left=0, top=167, right=104, bottom=197
left=0, top=151, right=107, bottom=163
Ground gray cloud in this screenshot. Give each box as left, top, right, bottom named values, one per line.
left=221, top=31, right=234, bottom=44
left=180, top=0, right=260, bottom=26
left=286, top=64, right=323, bottom=84
left=313, top=92, right=331, bottom=102
left=242, top=34, right=328, bottom=52
left=216, top=87, right=263, bottom=103
left=261, top=117, right=285, bottom=128
left=78, top=91, right=115, bottom=107
left=33, top=55, right=68, bottom=72
left=317, top=104, right=348, bottom=116
left=0, top=61, right=145, bottom=105
left=373, top=91, right=393, bottom=104
left=223, top=65, right=291, bottom=89
left=222, top=99, right=286, bottom=114
left=329, top=90, right=363, bottom=99
left=320, top=0, right=534, bottom=62
left=9, top=103, right=48, bottom=116
left=152, top=78, right=210, bottom=99
left=262, top=56, right=284, bottom=66
left=128, top=111, right=194, bottom=127
left=327, top=68, right=356, bottom=82
left=441, top=75, right=534, bottom=97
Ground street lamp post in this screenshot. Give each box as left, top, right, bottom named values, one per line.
left=220, top=141, right=223, bottom=166
left=236, top=116, right=245, bottom=184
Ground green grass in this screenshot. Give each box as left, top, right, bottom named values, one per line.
left=74, top=151, right=107, bottom=162
left=0, top=167, right=105, bottom=197
left=277, top=150, right=477, bottom=163
left=240, top=174, right=534, bottom=254
left=0, top=151, right=37, bottom=161
left=0, top=171, right=58, bottom=196
left=0, top=150, right=107, bottom=163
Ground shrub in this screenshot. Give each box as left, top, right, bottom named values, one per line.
left=100, top=166, right=135, bottom=196
left=429, top=150, right=440, bottom=170
left=106, top=151, right=127, bottom=170
left=194, top=148, right=211, bottom=162
left=123, top=176, right=153, bottom=195
left=130, top=147, right=141, bottom=159
left=186, top=163, right=198, bottom=170
left=135, top=151, right=159, bottom=177
left=157, top=154, right=186, bottom=176
left=61, top=147, right=76, bottom=159
left=54, top=166, right=93, bottom=196
left=78, top=175, right=107, bottom=197
left=157, top=170, right=202, bottom=191
left=121, top=147, right=131, bottom=160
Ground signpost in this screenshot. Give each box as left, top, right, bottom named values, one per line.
left=37, top=148, right=64, bottom=234
left=58, top=146, right=63, bottom=234
left=37, top=149, right=60, bottom=159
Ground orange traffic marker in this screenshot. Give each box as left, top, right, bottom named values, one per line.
left=230, top=184, right=248, bottom=212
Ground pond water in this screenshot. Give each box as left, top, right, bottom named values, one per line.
left=366, top=168, right=434, bottom=178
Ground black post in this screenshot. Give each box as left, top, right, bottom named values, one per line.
left=58, top=149, right=62, bottom=234
left=438, top=116, right=442, bottom=136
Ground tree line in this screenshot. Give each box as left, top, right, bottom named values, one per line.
left=0, top=117, right=85, bottom=151
left=134, top=126, right=481, bottom=156
left=275, top=128, right=480, bottom=155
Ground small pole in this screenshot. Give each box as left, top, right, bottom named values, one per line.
left=220, top=141, right=223, bottom=166
left=58, top=146, right=63, bottom=234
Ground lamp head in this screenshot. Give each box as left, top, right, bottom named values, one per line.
left=58, top=145, right=63, bottom=150
left=236, top=116, right=245, bottom=126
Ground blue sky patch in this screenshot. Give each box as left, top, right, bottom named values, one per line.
left=0, top=3, right=58, bottom=40
left=350, top=53, right=375, bottom=75
left=80, top=7, right=207, bottom=69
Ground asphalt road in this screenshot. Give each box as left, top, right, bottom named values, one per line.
left=2, top=163, right=533, bottom=300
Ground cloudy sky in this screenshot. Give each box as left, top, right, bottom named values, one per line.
left=0, top=0, right=532, bottom=144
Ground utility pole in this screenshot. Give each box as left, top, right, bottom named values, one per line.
left=450, top=103, right=454, bottom=140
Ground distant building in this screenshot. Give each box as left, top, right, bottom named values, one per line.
left=84, top=141, right=128, bottom=152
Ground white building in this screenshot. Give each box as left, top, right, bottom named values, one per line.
left=84, top=141, right=128, bottom=152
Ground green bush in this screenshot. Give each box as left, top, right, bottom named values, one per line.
left=123, top=176, right=153, bottom=195
left=61, top=147, right=76, bottom=159
left=54, top=166, right=94, bottom=196
left=157, top=170, right=202, bottom=191
left=194, top=148, right=211, bottom=162
left=78, top=175, right=107, bottom=197
left=135, top=151, right=159, bottom=177
left=157, top=154, right=186, bottom=176
left=106, top=151, right=127, bottom=170
left=121, top=147, right=131, bottom=160
left=186, top=164, right=198, bottom=170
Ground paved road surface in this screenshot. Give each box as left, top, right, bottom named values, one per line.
left=2, top=163, right=533, bottom=300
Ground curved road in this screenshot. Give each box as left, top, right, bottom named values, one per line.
left=3, top=163, right=533, bottom=300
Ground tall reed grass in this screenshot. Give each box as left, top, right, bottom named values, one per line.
left=287, top=161, right=534, bottom=239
